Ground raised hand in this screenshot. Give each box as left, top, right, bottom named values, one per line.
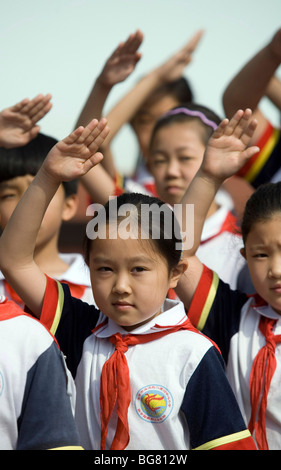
left=154, top=30, right=204, bottom=84
left=98, top=30, right=143, bottom=87
left=201, top=109, right=260, bottom=182
left=0, top=94, right=52, bottom=148
left=42, top=117, right=110, bottom=183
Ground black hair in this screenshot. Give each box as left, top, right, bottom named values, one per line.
left=149, top=102, right=221, bottom=150
left=130, top=77, right=193, bottom=126
left=84, top=192, right=183, bottom=270
left=241, top=182, right=281, bottom=244
left=150, top=77, right=193, bottom=105
left=0, top=133, right=78, bottom=197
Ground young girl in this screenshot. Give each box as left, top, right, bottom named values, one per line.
left=0, top=116, right=256, bottom=450
left=176, top=108, right=281, bottom=449
left=147, top=103, right=246, bottom=290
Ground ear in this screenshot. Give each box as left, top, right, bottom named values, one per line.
left=169, top=258, right=188, bottom=289
left=61, top=194, right=79, bottom=222
left=240, top=247, right=246, bottom=259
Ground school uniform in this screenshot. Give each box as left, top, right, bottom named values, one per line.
left=197, top=203, right=245, bottom=289
left=0, top=252, right=95, bottom=309
left=40, top=275, right=256, bottom=450
left=236, top=120, right=281, bottom=187
left=188, top=264, right=281, bottom=450
left=0, top=295, right=81, bottom=450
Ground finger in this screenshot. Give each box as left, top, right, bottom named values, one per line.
left=231, top=108, right=254, bottom=139
left=74, top=118, right=100, bottom=145
left=181, top=29, right=204, bottom=55
left=26, top=125, right=41, bottom=141
left=221, top=109, right=245, bottom=136
left=240, top=118, right=258, bottom=147
left=83, top=151, right=104, bottom=173
left=121, top=30, right=143, bottom=54
left=28, top=94, right=52, bottom=120
left=211, top=118, right=229, bottom=138
left=88, top=123, right=110, bottom=152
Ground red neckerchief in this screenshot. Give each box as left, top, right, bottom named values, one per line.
left=249, top=315, right=281, bottom=449
left=93, top=316, right=213, bottom=450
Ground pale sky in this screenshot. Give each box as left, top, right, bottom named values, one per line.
left=1, top=0, right=281, bottom=174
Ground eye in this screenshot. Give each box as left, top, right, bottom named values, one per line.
left=253, top=253, right=268, bottom=259
left=0, top=193, right=16, bottom=200
left=151, top=155, right=167, bottom=165
left=179, top=156, right=192, bottom=162
left=97, top=266, right=113, bottom=272
left=132, top=266, right=146, bottom=273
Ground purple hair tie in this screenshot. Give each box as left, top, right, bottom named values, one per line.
left=163, top=107, right=218, bottom=130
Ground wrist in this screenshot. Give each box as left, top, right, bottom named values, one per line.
left=36, top=165, right=61, bottom=194
left=95, top=75, right=114, bottom=92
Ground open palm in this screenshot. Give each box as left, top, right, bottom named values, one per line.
left=44, top=118, right=110, bottom=182
left=202, top=109, right=260, bottom=181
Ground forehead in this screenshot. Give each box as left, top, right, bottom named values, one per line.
left=151, top=121, right=206, bottom=147
left=246, top=214, right=281, bottom=243
left=89, top=231, right=161, bottom=261
left=0, top=174, right=34, bottom=190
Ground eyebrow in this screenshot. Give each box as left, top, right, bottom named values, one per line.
left=151, top=145, right=195, bottom=154
left=91, top=255, right=155, bottom=264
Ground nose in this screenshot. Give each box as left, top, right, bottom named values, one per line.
left=268, top=256, right=281, bottom=279
left=112, top=272, right=132, bottom=295
left=166, top=158, right=181, bottom=178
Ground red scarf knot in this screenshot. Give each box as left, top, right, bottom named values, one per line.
left=99, top=317, right=198, bottom=450
left=249, top=316, right=281, bottom=450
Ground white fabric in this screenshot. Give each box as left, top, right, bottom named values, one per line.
left=74, top=299, right=213, bottom=450
left=226, top=299, right=281, bottom=450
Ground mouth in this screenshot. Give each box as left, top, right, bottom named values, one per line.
left=270, top=284, right=281, bottom=294
left=112, top=301, right=134, bottom=310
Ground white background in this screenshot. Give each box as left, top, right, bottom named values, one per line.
left=1, top=0, right=281, bottom=174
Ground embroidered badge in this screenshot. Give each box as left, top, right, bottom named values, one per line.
left=135, top=384, right=173, bottom=423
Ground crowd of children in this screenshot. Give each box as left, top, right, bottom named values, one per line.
left=0, top=26, right=281, bottom=450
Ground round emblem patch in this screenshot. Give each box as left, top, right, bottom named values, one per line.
left=135, top=384, right=173, bottom=423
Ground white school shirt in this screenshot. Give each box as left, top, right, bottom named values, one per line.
left=197, top=204, right=245, bottom=289
left=0, top=296, right=80, bottom=450
left=40, top=276, right=254, bottom=450
left=0, top=252, right=96, bottom=308
left=188, top=264, right=281, bottom=450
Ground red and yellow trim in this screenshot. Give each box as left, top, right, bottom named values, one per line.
left=41, top=276, right=64, bottom=336
left=236, top=122, right=280, bottom=183
left=194, top=429, right=256, bottom=450
left=188, top=265, right=219, bottom=331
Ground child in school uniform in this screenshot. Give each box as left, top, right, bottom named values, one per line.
left=175, top=108, right=281, bottom=449
left=147, top=103, right=245, bottom=289
left=0, top=131, right=94, bottom=306
left=0, top=294, right=81, bottom=449
left=0, top=116, right=256, bottom=450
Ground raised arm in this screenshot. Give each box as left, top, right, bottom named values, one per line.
left=0, top=94, right=52, bottom=148
left=265, top=74, right=281, bottom=112
left=0, top=118, right=109, bottom=317
left=175, top=109, right=260, bottom=308
left=104, top=30, right=204, bottom=144
left=222, top=28, right=281, bottom=144
left=75, top=30, right=143, bottom=128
